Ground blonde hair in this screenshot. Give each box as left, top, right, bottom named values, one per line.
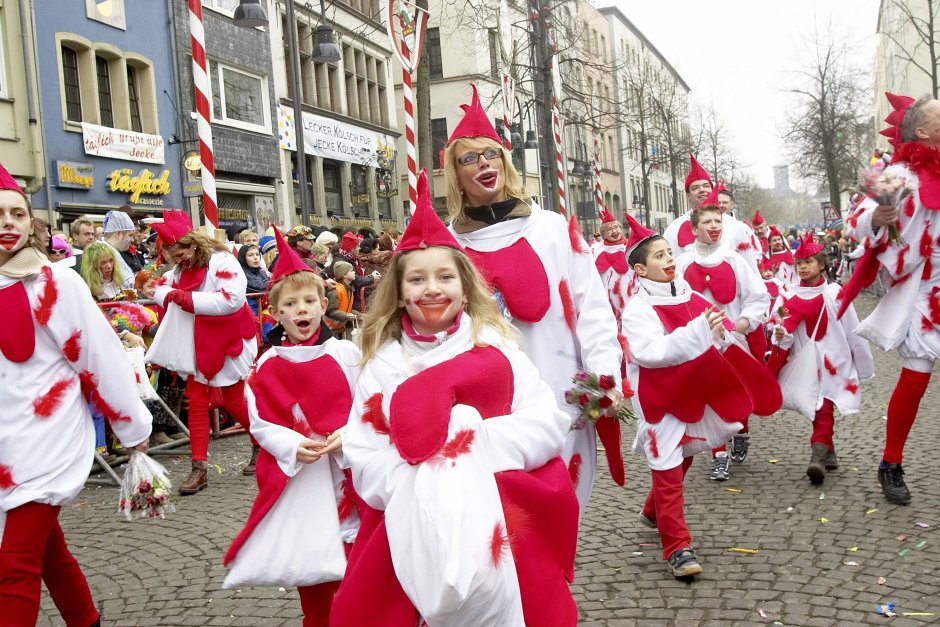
left=359, top=246, right=515, bottom=363
left=268, top=271, right=326, bottom=310
left=238, top=229, right=256, bottom=244
left=172, top=231, right=231, bottom=269
left=444, top=137, right=530, bottom=222
left=82, top=242, right=125, bottom=297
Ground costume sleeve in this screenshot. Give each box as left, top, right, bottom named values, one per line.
left=190, top=253, right=248, bottom=316
left=734, top=255, right=770, bottom=331
left=342, top=368, right=413, bottom=510
left=831, top=285, right=875, bottom=380
left=245, top=373, right=306, bottom=477
left=44, top=266, right=152, bottom=447
left=564, top=220, right=623, bottom=382
left=480, top=347, right=569, bottom=474
left=849, top=196, right=890, bottom=246
left=622, top=298, right=712, bottom=368
left=152, top=267, right=180, bottom=308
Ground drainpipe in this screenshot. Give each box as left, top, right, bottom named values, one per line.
left=20, top=0, right=47, bottom=216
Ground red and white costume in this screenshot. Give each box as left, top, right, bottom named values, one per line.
left=752, top=209, right=770, bottom=256
left=591, top=211, right=637, bottom=332
left=0, top=254, right=152, bottom=625
left=623, top=275, right=780, bottom=560
left=768, top=226, right=797, bottom=285
left=334, top=316, right=578, bottom=627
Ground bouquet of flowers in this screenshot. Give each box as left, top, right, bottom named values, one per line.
left=108, top=302, right=158, bottom=335
left=119, top=451, right=175, bottom=520
left=857, top=168, right=914, bottom=246
left=564, top=371, right=636, bottom=431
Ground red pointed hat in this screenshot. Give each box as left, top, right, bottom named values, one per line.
left=880, top=92, right=916, bottom=148
left=447, top=83, right=501, bottom=146
left=751, top=209, right=766, bottom=226
left=0, top=163, right=26, bottom=199
left=268, top=224, right=316, bottom=289
left=695, top=180, right=725, bottom=209
left=768, top=225, right=783, bottom=238
left=599, top=208, right=617, bottom=224
left=397, top=169, right=462, bottom=252
left=794, top=232, right=823, bottom=259
left=623, top=211, right=657, bottom=254
left=152, top=209, right=194, bottom=246
left=758, top=256, right=774, bottom=273
left=684, top=153, right=712, bottom=191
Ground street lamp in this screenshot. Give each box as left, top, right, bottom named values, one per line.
left=235, top=0, right=341, bottom=226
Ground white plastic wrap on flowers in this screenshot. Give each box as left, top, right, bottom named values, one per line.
left=119, top=451, right=175, bottom=520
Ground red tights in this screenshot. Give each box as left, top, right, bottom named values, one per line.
left=296, top=544, right=352, bottom=626
left=186, top=378, right=255, bottom=461
left=0, top=502, right=99, bottom=627
left=811, top=399, right=835, bottom=449
left=642, top=457, right=695, bottom=560
left=884, top=368, right=932, bottom=464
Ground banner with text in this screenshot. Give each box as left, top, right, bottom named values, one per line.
left=278, top=104, right=395, bottom=167
left=81, top=122, right=166, bottom=165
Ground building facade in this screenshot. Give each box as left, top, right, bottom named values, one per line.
left=31, top=0, right=184, bottom=227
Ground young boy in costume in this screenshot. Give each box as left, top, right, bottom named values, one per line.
left=223, top=228, right=361, bottom=627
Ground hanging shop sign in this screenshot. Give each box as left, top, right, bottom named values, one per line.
left=81, top=122, right=165, bottom=165
left=182, top=179, right=203, bottom=198
left=183, top=151, right=202, bottom=172
left=277, top=104, right=396, bottom=167
left=107, top=168, right=171, bottom=205
left=54, top=161, right=95, bottom=189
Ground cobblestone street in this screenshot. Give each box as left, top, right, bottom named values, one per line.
left=39, top=296, right=940, bottom=626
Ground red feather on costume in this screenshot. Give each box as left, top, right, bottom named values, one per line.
left=33, top=378, right=74, bottom=418
left=929, top=288, right=940, bottom=324
left=844, top=380, right=859, bottom=394
left=558, top=279, right=576, bottom=333
left=921, top=222, right=933, bottom=257
left=0, top=464, right=15, bottom=489
left=361, top=393, right=390, bottom=435
left=823, top=355, right=837, bottom=376
left=215, top=270, right=236, bottom=280
left=155, top=275, right=168, bottom=287
left=489, top=521, right=509, bottom=567
left=736, top=241, right=750, bottom=252
left=622, top=376, right=635, bottom=399
left=79, top=371, right=132, bottom=423
left=501, top=501, right=531, bottom=552
left=567, top=453, right=582, bottom=486
left=648, top=428, right=659, bottom=458
left=63, top=330, right=82, bottom=362
left=440, top=429, right=475, bottom=459
left=33, top=266, right=58, bottom=326
left=219, top=288, right=232, bottom=301
left=922, top=315, right=934, bottom=333
left=337, top=476, right=356, bottom=522
left=568, top=214, right=588, bottom=254
left=904, top=195, right=916, bottom=218
left=896, top=244, right=908, bottom=276
left=924, top=257, right=934, bottom=281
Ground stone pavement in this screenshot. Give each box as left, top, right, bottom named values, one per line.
left=39, top=295, right=940, bottom=626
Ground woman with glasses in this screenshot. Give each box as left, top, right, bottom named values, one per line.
left=48, top=235, right=72, bottom=263
left=443, top=84, right=624, bottom=518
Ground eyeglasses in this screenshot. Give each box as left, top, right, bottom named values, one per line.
left=51, top=248, right=68, bottom=255
left=456, top=148, right=501, bottom=167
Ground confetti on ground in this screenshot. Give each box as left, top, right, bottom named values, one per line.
left=898, top=548, right=910, bottom=557
left=757, top=608, right=768, bottom=618
left=897, top=534, right=908, bottom=542
left=916, top=540, right=927, bottom=549
left=878, top=577, right=886, bottom=585
left=915, top=522, right=930, bottom=528
left=867, top=508, right=879, bottom=515
left=613, top=567, right=622, bottom=573
left=849, top=547, right=859, bottom=552
left=819, top=517, right=829, bottom=524
left=725, top=488, right=742, bottom=493
left=819, top=492, right=826, bottom=500
left=786, top=507, right=794, bottom=512
left=213, top=464, right=223, bottom=475
left=902, top=612, right=935, bottom=617
left=768, top=459, right=780, bottom=463
left=727, top=547, right=759, bottom=554
left=844, top=561, right=859, bottom=566
left=876, top=603, right=897, bottom=617
left=639, top=543, right=658, bottom=548
left=632, top=551, right=643, bottom=556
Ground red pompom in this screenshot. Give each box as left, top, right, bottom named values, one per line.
left=33, top=378, right=74, bottom=418
left=33, top=266, right=58, bottom=326
left=63, top=330, right=82, bottom=362
left=361, top=393, right=389, bottom=436
left=440, top=428, right=475, bottom=459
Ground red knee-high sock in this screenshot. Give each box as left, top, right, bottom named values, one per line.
left=884, top=368, right=932, bottom=464
left=298, top=580, right=340, bottom=627
left=0, top=503, right=97, bottom=627
left=186, top=378, right=211, bottom=461
left=221, top=380, right=257, bottom=447
left=643, top=457, right=693, bottom=521
left=651, top=464, right=692, bottom=560
left=811, top=399, right=835, bottom=450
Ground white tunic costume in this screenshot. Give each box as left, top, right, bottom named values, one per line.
left=664, top=211, right=762, bottom=271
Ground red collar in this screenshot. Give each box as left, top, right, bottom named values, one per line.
left=401, top=309, right=463, bottom=342
left=286, top=326, right=322, bottom=346
left=799, top=277, right=825, bottom=287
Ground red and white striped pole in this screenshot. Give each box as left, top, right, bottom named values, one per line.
left=593, top=133, right=605, bottom=215
left=188, top=0, right=218, bottom=230
left=400, top=42, right=418, bottom=211
left=501, top=72, right=513, bottom=151
left=552, top=102, right=567, bottom=218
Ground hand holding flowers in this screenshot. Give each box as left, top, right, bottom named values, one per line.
left=565, top=371, right=635, bottom=431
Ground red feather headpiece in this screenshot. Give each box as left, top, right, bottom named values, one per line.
left=599, top=208, right=617, bottom=224
left=152, top=209, right=194, bottom=247
left=880, top=92, right=916, bottom=149
left=794, top=231, right=823, bottom=259
left=751, top=209, right=766, bottom=226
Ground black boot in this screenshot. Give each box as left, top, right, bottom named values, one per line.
left=242, top=445, right=260, bottom=476
left=878, top=461, right=911, bottom=505
left=806, top=443, right=828, bottom=485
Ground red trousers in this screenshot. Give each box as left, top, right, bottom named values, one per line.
left=884, top=368, right=932, bottom=464
left=186, top=378, right=255, bottom=461
left=0, top=502, right=98, bottom=627
left=297, top=543, right=352, bottom=626
left=811, top=399, right=835, bottom=449
left=642, top=457, right=695, bottom=560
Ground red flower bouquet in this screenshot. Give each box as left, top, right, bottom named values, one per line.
left=564, top=371, right=635, bottom=431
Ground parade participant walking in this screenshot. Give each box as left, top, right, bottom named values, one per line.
left=768, top=233, right=873, bottom=484
left=623, top=212, right=780, bottom=578
left=843, top=92, right=940, bottom=504
left=444, top=84, right=624, bottom=513
left=751, top=209, right=770, bottom=255
left=333, top=170, right=578, bottom=626
left=768, top=226, right=797, bottom=284
left=223, top=228, right=361, bottom=627
left=675, top=198, right=770, bottom=479
left=0, top=163, right=152, bottom=627
left=592, top=208, right=636, bottom=331
left=146, top=209, right=259, bottom=493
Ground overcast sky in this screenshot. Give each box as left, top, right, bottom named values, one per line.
left=603, top=0, right=881, bottom=188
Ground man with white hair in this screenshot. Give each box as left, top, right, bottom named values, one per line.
left=101, top=210, right=137, bottom=289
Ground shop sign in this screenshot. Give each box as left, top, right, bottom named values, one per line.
left=81, top=122, right=165, bottom=164
left=107, top=168, right=171, bottom=205
left=55, top=161, right=95, bottom=189
left=183, top=151, right=202, bottom=172
left=279, top=104, right=396, bottom=167
left=183, top=179, right=203, bottom=198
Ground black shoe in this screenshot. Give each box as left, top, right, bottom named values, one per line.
left=730, top=434, right=749, bottom=464
left=878, top=461, right=911, bottom=505
left=709, top=453, right=730, bottom=481
left=806, top=443, right=828, bottom=485
left=666, top=548, right=703, bottom=578
left=823, top=447, right=839, bottom=470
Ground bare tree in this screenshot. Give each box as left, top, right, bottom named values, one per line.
left=783, top=32, right=874, bottom=212
left=689, top=104, right=741, bottom=185
left=882, top=0, right=940, bottom=97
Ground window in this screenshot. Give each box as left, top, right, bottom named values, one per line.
left=202, top=0, right=239, bottom=14
left=127, top=66, right=143, bottom=132
left=488, top=29, right=499, bottom=78
left=0, top=19, right=7, bottom=98
left=322, top=161, right=343, bottom=216
left=208, top=60, right=269, bottom=132
left=62, top=46, right=83, bottom=122
left=426, top=28, right=442, bottom=79
left=431, top=118, right=448, bottom=169
left=96, top=56, right=114, bottom=128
